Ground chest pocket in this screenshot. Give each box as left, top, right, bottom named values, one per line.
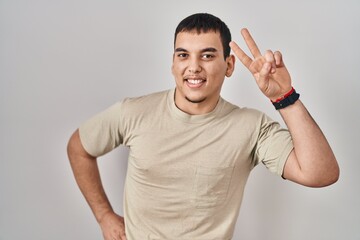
left=193, top=166, right=234, bottom=209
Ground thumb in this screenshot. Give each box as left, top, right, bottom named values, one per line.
left=257, top=62, right=271, bottom=91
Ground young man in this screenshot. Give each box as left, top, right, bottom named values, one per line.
left=67, top=13, right=339, bottom=240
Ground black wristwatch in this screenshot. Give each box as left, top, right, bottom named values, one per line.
left=272, top=90, right=300, bottom=110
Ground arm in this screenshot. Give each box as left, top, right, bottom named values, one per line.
left=67, top=129, right=127, bottom=240
left=230, top=29, right=339, bottom=187
left=280, top=100, right=339, bottom=187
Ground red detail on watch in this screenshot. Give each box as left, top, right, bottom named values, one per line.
left=271, top=87, right=295, bottom=103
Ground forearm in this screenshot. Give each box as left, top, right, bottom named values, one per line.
left=67, top=130, right=114, bottom=223
left=279, top=100, right=339, bottom=186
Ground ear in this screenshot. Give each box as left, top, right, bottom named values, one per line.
left=171, top=53, right=175, bottom=75
left=225, top=54, right=235, bottom=77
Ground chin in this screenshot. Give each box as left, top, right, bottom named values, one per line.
left=185, top=96, right=207, bottom=104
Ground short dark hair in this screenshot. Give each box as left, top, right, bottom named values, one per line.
left=174, top=13, right=231, bottom=59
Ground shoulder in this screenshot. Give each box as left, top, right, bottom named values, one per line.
left=222, top=98, right=266, bottom=121
left=220, top=99, right=279, bottom=135
left=119, top=89, right=170, bottom=116
left=122, top=90, right=169, bottom=107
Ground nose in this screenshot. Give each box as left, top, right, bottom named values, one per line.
left=187, top=57, right=202, bottom=73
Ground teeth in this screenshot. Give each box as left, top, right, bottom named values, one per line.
left=187, top=79, right=203, bottom=84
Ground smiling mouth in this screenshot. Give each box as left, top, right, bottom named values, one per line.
left=184, top=77, right=206, bottom=88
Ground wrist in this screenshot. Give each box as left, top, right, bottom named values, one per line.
left=271, top=87, right=295, bottom=102
left=271, top=87, right=300, bottom=110
left=97, top=209, right=115, bottom=224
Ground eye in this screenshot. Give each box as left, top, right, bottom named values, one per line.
left=202, top=54, right=215, bottom=59
left=177, top=53, right=188, bottom=58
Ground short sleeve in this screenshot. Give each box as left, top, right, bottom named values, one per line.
left=254, top=114, right=294, bottom=176
left=79, top=101, right=124, bottom=157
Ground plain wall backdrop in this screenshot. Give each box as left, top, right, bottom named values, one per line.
left=1, top=0, right=359, bottom=239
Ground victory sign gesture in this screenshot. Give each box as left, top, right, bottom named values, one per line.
left=230, top=28, right=292, bottom=102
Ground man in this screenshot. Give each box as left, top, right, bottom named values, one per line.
left=67, top=13, right=339, bottom=240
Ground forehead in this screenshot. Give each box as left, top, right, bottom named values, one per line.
left=174, top=31, right=223, bottom=52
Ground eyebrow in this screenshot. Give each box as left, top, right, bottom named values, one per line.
left=174, top=47, right=218, bottom=53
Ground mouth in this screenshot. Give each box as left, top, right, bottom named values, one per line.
left=184, top=77, right=206, bottom=88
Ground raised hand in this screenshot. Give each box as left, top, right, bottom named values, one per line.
left=230, top=28, right=292, bottom=101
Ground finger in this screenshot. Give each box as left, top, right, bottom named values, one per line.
left=229, top=41, right=253, bottom=70
left=120, top=234, right=127, bottom=240
left=264, top=50, right=276, bottom=73
left=118, top=228, right=126, bottom=240
left=119, top=229, right=127, bottom=240
left=241, top=28, right=262, bottom=58
left=274, top=51, right=282, bottom=66
left=257, top=62, right=271, bottom=91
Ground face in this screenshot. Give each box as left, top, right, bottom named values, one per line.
left=172, top=31, right=235, bottom=114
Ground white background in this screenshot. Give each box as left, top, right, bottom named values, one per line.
left=1, top=0, right=359, bottom=239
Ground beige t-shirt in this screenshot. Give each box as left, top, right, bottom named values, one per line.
left=79, top=89, right=293, bottom=240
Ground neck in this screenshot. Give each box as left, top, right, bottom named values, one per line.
left=174, top=89, right=219, bottom=115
